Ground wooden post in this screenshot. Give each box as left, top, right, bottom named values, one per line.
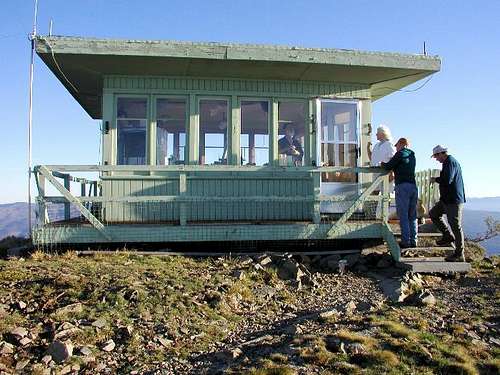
left=270, top=98, right=279, bottom=166
left=230, top=95, right=240, bottom=165
left=312, top=172, right=321, bottom=223
left=381, top=173, right=389, bottom=223
left=188, top=94, right=198, bottom=165
left=173, top=132, right=180, bottom=160
left=179, top=173, right=187, bottom=225
left=64, top=175, right=71, bottom=220
left=38, top=173, right=49, bottom=225
left=248, top=131, right=255, bottom=165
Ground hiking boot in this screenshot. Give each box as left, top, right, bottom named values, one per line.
left=445, top=252, right=465, bottom=262
left=436, top=236, right=455, bottom=247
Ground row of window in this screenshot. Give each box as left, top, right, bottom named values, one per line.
left=115, top=97, right=358, bottom=172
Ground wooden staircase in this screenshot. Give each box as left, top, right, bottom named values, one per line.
left=394, top=233, right=471, bottom=274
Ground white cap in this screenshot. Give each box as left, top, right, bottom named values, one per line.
left=431, top=145, right=448, bottom=157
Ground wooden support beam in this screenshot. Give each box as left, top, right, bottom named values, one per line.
left=179, top=173, right=187, bottom=225
left=327, top=174, right=386, bottom=237
left=312, top=172, right=321, bottom=223
left=63, top=175, right=71, bottom=220
left=382, top=223, right=400, bottom=261
left=39, top=164, right=385, bottom=174
left=37, top=166, right=111, bottom=240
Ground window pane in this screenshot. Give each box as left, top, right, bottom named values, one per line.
left=321, top=102, right=357, bottom=143
left=240, top=101, right=269, bottom=165
left=320, top=143, right=357, bottom=182
left=278, top=102, right=306, bottom=166
left=117, top=98, right=147, bottom=165
left=156, top=98, right=186, bottom=165
left=199, top=99, right=228, bottom=165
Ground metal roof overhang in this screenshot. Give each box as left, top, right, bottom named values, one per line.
left=35, top=36, right=441, bottom=119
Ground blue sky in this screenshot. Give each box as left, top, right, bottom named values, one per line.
left=1, top=0, right=499, bottom=203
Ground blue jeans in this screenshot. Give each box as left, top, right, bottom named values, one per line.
left=395, top=182, right=418, bottom=246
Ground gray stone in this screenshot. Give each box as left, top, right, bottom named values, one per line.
left=41, top=355, right=52, bottom=364
left=0, top=341, right=14, bottom=355
left=101, top=339, right=115, bottom=352
left=257, top=255, right=273, bottom=266
left=319, top=309, right=339, bottom=322
left=15, top=360, right=30, bottom=371
left=344, top=300, right=357, bottom=314
left=277, top=259, right=302, bottom=281
left=46, top=340, right=73, bottom=364
left=356, top=301, right=372, bottom=312
left=11, top=327, right=28, bottom=338
left=17, top=301, right=27, bottom=310
left=346, top=342, right=366, bottom=355
left=343, top=254, right=361, bottom=267
left=19, top=337, right=32, bottom=346
left=91, top=318, right=106, bottom=329
left=157, top=336, right=173, bottom=348
left=419, top=291, right=436, bottom=306
left=56, top=303, right=83, bottom=315
left=489, top=337, right=500, bottom=346
left=232, top=270, right=245, bottom=280
left=79, top=346, right=92, bottom=356
left=380, top=278, right=409, bottom=303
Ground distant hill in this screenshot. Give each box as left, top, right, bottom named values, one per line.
left=0, top=202, right=35, bottom=239
left=462, top=209, right=500, bottom=255
left=466, top=197, right=500, bottom=212
left=0, top=201, right=498, bottom=254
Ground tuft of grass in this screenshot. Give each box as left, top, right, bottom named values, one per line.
left=438, top=360, right=479, bottom=375
left=268, top=353, right=289, bottom=364
left=297, top=336, right=335, bottom=366
left=247, top=362, right=296, bottom=375
left=376, top=320, right=412, bottom=338
left=361, top=349, right=400, bottom=367
left=335, top=329, right=378, bottom=348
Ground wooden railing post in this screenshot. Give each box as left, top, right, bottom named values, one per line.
left=37, top=172, right=49, bottom=225
left=179, top=173, right=187, bottom=226
left=381, top=173, right=390, bottom=223
left=312, top=172, right=321, bottom=223
left=64, top=175, right=71, bottom=220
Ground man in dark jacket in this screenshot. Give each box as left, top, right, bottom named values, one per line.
left=382, top=138, right=418, bottom=248
left=429, top=145, right=466, bottom=262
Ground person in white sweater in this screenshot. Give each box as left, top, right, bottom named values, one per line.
left=371, top=125, right=396, bottom=166
left=368, top=125, right=396, bottom=219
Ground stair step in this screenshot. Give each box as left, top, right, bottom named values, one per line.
left=397, top=257, right=471, bottom=273
left=401, top=246, right=455, bottom=252
left=394, top=232, right=441, bottom=237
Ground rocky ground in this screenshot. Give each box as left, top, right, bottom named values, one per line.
left=0, top=244, right=498, bottom=374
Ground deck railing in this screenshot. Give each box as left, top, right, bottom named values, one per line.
left=33, top=165, right=392, bottom=225
left=416, top=169, right=441, bottom=214
left=32, top=164, right=403, bottom=258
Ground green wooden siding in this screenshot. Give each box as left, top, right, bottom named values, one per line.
left=103, top=76, right=371, bottom=99
left=102, top=172, right=313, bottom=223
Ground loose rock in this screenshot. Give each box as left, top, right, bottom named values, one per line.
left=46, top=340, right=73, bottom=364
left=101, top=339, right=115, bottom=352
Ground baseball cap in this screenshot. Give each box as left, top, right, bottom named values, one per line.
left=431, top=145, right=448, bottom=157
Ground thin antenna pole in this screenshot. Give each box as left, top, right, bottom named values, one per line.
left=28, top=0, right=39, bottom=237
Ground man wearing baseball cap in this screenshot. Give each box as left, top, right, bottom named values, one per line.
left=429, top=145, right=466, bottom=262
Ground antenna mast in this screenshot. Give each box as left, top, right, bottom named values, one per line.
left=28, top=0, right=39, bottom=237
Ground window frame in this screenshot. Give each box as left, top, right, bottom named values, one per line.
left=114, top=94, right=150, bottom=166
left=197, top=96, right=231, bottom=165
left=276, top=98, right=309, bottom=167
left=315, top=98, right=361, bottom=169
left=239, top=97, right=271, bottom=166
left=152, top=94, right=189, bottom=166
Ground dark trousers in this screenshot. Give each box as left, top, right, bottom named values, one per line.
left=429, top=201, right=464, bottom=254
